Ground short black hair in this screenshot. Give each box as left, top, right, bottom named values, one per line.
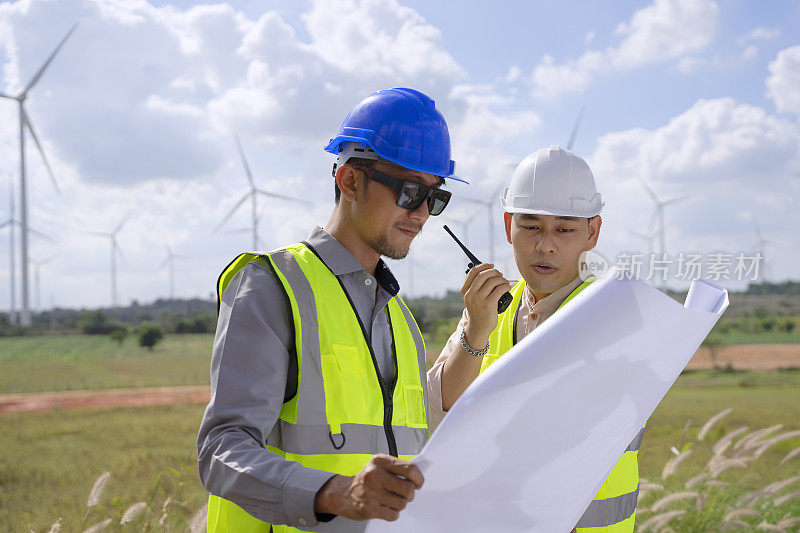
left=334, top=157, right=375, bottom=203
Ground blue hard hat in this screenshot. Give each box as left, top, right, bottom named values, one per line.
left=324, top=88, right=466, bottom=183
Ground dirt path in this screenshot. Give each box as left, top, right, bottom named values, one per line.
left=687, top=343, right=800, bottom=370
left=3, top=344, right=798, bottom=415
left=0, top=385, right=209, bottom=414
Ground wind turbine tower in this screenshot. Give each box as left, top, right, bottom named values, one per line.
left=0, top=23, right=76, bottom=326
left=751, top=215, right=775, bottom=281
left=5, top=177, right=16, bottom=324
left=29, top=254, right=56, bottom=311
left=88, top=215, right=129, bottom=307
left=160, top=244, right=186, bottom=299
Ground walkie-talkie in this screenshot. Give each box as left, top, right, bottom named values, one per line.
left=443, top=225, right=513, bottom=313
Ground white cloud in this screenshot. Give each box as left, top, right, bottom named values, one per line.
left=741, top=45, right=758, bottom=61
left=766, top=45, right=800, bottom=117
left=302, top=0, right=463, bottom=84
left=531, top=0, right=718, bottom=99
left=673, top=56, right=706, bottom=74
left=0, top=0, right=534, bottom=309
left=738, top=26, right=780, bottom=46
left=504, top=65, right=522, bottom=84
left=589, top=98, right=800, bottom=281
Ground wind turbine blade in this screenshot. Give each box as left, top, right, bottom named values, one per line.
left=22, top=22, right=78, bottom=95
left=223, top=227, right=252, bottom=235
left=566, top=106, right=585, bottom=151
left=491, top=182, right=505, bottom=199
left=638, top=178, right=659, bottom=204
left=0, top=91, right=12, bottom=99
left=158, top=256, right=170, bottom=269
left=235, top=135, right=256, bottom=189
left=0, top=220, right=10, bottom=230
left=84, top=230, right=112, bottom=238
left=28, top=226, right=56, bottom=243
left=22, top=106, right=60, bottom=194
left=255, top=189, right=307, bottom=204
left=460, top=196, right=487, bottom=206
left=40, top=254, right=58, bottom=265
left=114, top=212, right=131, bottom=234
left=662, top=195, right=690, bottom=206
left=628, top=230, right=648, bottom=240
left=114, top=239, right=127, bottom=264
left=465, top=209, right=483, bottom=226
left=213, top=192, right=251, bottom=232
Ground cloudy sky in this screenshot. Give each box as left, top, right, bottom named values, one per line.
left=0, top=0, right=799, bottom=311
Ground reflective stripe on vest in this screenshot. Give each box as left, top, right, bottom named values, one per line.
left=208, top=244, right=428, bottom=533
left=478, top=277, right=642, bottom=533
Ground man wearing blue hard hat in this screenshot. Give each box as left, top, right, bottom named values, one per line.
left=198, top=88, right=464, bottom=532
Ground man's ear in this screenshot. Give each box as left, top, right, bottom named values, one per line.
left=335, top=164, right=360, bottom=203
left=586, top=215, right=602, bottom=250
left=504, top=212, right=513, bottom=244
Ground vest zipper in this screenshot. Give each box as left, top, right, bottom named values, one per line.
left=303, top=242, right=399, bottom=457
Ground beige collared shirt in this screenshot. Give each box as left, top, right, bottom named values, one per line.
left=426, top=276, right=584, bottom=432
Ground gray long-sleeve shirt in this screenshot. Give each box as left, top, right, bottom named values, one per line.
left=197, top=227, right=402, bottom=529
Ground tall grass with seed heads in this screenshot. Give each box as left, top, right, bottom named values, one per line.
left=637, top=407, right=800, bottom=531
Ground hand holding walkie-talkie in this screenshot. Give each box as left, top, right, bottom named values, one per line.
left=443, top=225, right=513, bottom=313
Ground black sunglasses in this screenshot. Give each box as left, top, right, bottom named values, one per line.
left=354, top=166, right=451, bottom=216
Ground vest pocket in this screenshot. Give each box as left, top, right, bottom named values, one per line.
left=321, top=343, right=370, bottom=434
left=403, top=384, right=426, bottom=428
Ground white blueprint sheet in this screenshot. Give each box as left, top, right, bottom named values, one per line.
left=366, top=274, right=728, bottom=533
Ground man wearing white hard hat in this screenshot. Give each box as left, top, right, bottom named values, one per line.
left=428, top=145, right=643, bottom=533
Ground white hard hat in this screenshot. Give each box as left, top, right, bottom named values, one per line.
left=501, top=145, right=603, bottom=217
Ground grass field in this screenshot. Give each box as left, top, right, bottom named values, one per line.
left=0, top=334, right=212, bottom=393
left=2, top=335, right=799, bottom=530
left=1, top=375, right=798, bottom=531
left=715, top=330, right=800, bottom=346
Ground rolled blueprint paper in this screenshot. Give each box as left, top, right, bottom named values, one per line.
left=685, top=278, right=726, bottom=313
left=367, top=272, right=728, bottom=533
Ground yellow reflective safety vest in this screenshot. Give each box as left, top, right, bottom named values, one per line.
left=480, top=277, right=644, bottom=533
left=207, top=242, right=428, bottom=533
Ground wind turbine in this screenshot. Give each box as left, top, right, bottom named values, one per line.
left=750, top=215, right=776, bottom=280
left=4, top=176, right=16, bottom=324
left=1, top=179, right=56, bottom=322
left=87, top=215, right=129, bottom=307
left=214, top=136, right=306, bottom=250
left=159, top=243, right=187, bottom=299
left=29, top=254, right=57, bottom=311
left=441, top=210, right=482, bottom=247
left=460, top=182, right=505, bottom=262
left=0, top=23, right=77, bottom=326
left=629, top=228, right=658, bottom=255
left=639, top=178, right=689, bottom=256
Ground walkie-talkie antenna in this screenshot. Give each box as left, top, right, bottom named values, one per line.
left=444, top=225, right=480, bottom=266
left=443, top=224, right=513, bottom=313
